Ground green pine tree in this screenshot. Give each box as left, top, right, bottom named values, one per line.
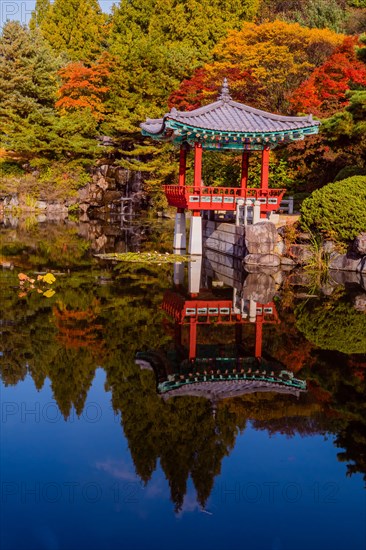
left=39, top=0, right=107, bottom=61
left=103, top=0, right=260, bottom=209
left=0, top=21, right=99, bottom=161
left=0, top=22, right=58, bottom=153
left=29, top=0, right=51, bottom=30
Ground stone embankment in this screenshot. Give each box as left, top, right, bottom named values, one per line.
left=203, top=220, right=366, bottom=278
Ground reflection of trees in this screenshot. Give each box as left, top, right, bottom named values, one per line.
left=296, top=293, right=366, bottom=354
left=263, top=288, right=317, bottom=373
left=0, top=270, right=54, bottom=387
left=53, top=299, right=105, bottom=354
left=108, top=361, right=241, bottom=511
left=1, top=254, right=366, bottom=507
left=301, top=352, right=366, bottom=483
left=1, top=261, right=173, bottom=416
left=0, top=223, right=91, bottom=268
left=50, top=347, right=98, bottom=418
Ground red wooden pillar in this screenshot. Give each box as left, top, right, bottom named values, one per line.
left=178, top=145, right=187, bottom=186
left=240, top=151, right=249, bottom=190
left=254, top=317, right=263, bottom=359
left=194, top=142, right=203, bottom=188
left=260, top=147, right=270, bottom=191
left=189, top=318, right=197, bottom=360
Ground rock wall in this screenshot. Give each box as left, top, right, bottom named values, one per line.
left=0, top=164, right=146, bottom=221
left=78, top=164, right=146, bottom=217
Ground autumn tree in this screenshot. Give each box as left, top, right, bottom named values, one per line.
left=29, top=0, right=51, bottom=30
left=284, top=34, right=366, bottom=190
left=289, top=36, right=366, bottom=117
left=56, top=54, right=111, bottom=121
left=169, top=21, right=344, bottom=113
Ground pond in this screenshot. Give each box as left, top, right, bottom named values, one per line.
left=1, top=217, right=365, bottom=550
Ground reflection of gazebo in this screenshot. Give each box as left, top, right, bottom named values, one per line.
left=136, top=286, right=306, bottom=401
left=141, top=79, right=320, bottom=254
left=162, top=289, right=279, bottom=360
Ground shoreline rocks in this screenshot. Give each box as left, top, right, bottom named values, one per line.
left=0, top=163, right=147, bottom=221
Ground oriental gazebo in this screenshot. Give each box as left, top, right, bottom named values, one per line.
left=141, top=79, right=320, bottom=254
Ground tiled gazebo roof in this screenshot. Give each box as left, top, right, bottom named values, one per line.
left=141, top=79, right=320, bottom=151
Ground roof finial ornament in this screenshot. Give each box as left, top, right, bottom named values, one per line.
left=219, top=78, right=232, bottom=102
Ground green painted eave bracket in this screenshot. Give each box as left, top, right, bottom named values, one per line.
left=142, top=120, right=319, bottom=151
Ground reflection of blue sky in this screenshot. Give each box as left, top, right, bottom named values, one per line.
left=1, top=369, right=365, bottom=550
left=1, top=1, right=116, bottom=27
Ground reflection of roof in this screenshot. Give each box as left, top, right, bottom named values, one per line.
left=141, top=81, right=320, bottom=151
left=159, top=378, right=306, bottom=401
left=159, top=368, right=306, bottom=400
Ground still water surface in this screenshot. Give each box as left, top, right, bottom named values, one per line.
left=1, top=219, right=365, bottom=550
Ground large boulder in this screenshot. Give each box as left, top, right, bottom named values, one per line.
left=242, top=273, right=276, bottom=303
left=329, top=270, right=361, bottom=286
left=329, top=253, right=362, bottom=272
left=354, top=294, right=366, bottom=312
left=245, top=222, right=278, bottom=254
left=353, top=233, right=366, bottom=256
left=280, top=257, right=296, bottom=267
left=243, top=253, right=281, bottom=268
left=288, top=244, right=313, bottom=265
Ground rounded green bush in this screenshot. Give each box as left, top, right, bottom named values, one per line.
left=300, top=176, right=366, bottom=243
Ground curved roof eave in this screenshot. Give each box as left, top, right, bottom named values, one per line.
left=141, top=99, right=320, bottom=138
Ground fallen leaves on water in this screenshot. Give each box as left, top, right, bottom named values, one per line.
left=95, top=252, right=194, bottom=264
left=42, top=272, right=56, bottom=284
left=16, top=271, right=57, bottom=299
left=43, top=289, right=56, bottom=298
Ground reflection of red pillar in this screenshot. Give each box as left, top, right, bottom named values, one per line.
left=255, top=318, right=263, bottom=359
left=179, top=145, right=187, bottom=186
left=194, top=142, right=203, bottom=188
left=260, top=148, right=270, bottom=191
left=175, top=324, right=182, bottom=347
left=189, top=318, right=197, bottom=360
left=240, top=151, right=249, bottom=190
left=235, top=323, right=242, bottom=348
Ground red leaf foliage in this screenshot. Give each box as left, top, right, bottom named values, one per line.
left=168, top=66, right=258, bottom=111
left=289, top=37, right=366, bottom=117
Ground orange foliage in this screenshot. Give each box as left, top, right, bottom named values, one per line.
left=289, top=36, right=366, bottom=117
left=169, top=21, right=343, bottom=113
left=307, top=381, right=332, bottom=404
left=53, top=300, right=105, bottom=355
left=56, top=54, right=111, bottom=120
left=274, top=338, right=315, bottom=373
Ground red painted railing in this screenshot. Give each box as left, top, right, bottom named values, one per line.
left=164, top=185, right=286, bottom=212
